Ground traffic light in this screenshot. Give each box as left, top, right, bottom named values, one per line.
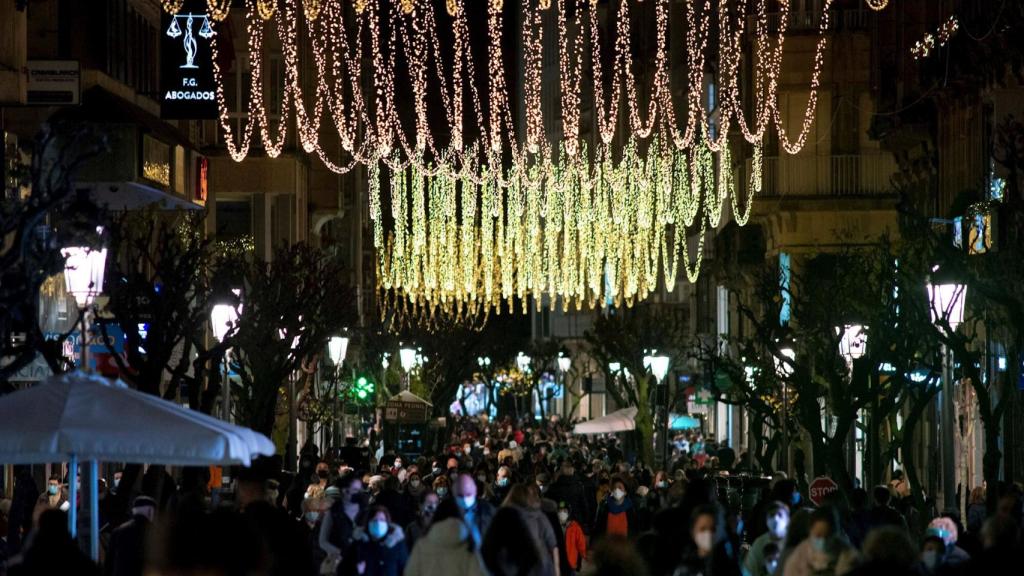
left=349, top=375, right=375, bottom=404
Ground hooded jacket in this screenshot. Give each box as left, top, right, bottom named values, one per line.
left=404, top=518, right=487, bottom=576
left=350, top=523, right=408, bottom=576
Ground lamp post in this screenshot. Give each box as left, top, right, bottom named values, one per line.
left=478, top=356, right=492, bottom=414
left=399, top=346, right=416, bottom=391
left=774, top=346, right=795, bottom=474
left=927, top=280, right=966, bottom=511
left=62, top=236, right=107, bottom=559
left=280, top=327, right=301, bottom=472
left=557, top=351, right=571, bottom=419
left=210, top=299, right=239, bottom=422
left=644, top=351, right=670, bottom=467
left=327, top=334, right=349, bottom=448
left=837, top=325, right=868, bottom=484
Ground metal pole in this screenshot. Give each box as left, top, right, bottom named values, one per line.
left=68, top=454, right=78, bottom=538
left=221, top=355, right=230, bottom=422
left=661, top=377, right=670, bottom=468
left=781, top=383, right=789, bottom=474
left=288, top=372, right=297, bottom=472
left=942, top=344, right=956, bottom=511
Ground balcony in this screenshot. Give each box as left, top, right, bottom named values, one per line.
left=745, top=153, right=897, bottom=198
left=750, top=8, right=871, bottom=35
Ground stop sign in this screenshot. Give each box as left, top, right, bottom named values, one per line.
left=809, top=476, right=839, bottom=506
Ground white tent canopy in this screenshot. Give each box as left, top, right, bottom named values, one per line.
left=0, top=371, right=274, bottom=466
left=0, top=371, right=275, bottom=560
left=572, top=406, right=638, bottom=435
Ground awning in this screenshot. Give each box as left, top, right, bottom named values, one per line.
left=84, top=181, right=201, bottom=211
left=572, top=407, right=637, bottom=435
left=669, top=414, right=701, bottom=430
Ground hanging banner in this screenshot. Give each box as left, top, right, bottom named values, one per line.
left=161, top=0, right=218, bottom=119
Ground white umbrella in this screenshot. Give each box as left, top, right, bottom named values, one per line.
left=572, top=406, right=638, bottom=435
left=0, top=371, right=275, bottom=558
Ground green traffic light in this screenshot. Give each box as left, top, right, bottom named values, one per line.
left=357, top=389, right=367, bottom=399
left=357, top=376, right=368, bottom=387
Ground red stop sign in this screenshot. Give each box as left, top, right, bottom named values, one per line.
left=809, top=476, right=839, bottom=506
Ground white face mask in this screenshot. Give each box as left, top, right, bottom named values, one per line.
left=694, top=530, right=714, bottom=552
left=558, top=511, right=569, bottom=524
left=612, top=488, right=626, bottom=501
left=458, top=495, right=477, bottom=510
left=304, top=511, right=320, bottom=524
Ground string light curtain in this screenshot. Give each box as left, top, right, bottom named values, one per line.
left=170, top=0, right=836, bottom=314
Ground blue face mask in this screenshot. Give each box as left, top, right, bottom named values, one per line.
left=48, top=484, right=59, bottom=496
left=811, top=537, right=827, bottom=552
left=369, top=520, right=389, bottom=539
left=792, top=492, right=802, bottom=505
left=497, top=477, right=509, bottom=487
left=436, top=487, right=448, bottom=498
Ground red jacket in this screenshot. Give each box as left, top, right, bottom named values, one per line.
left=563, top=520, right=587, bottom=571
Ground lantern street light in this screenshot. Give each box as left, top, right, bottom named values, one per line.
left=61, top=232, right=107, bottom=559
left=837, top=325, right=868, bottom=363
left=557, top=351, right=572, bottom=418
left=774, top=345, right=795, bottom=474
left=210, top=299, right=239, bottom=423
left=328, top=335, right=350, bottom=367
left=399, top=346, right=417, bottom=390
left=516, top=352, right=532, bottom=373
left=927, top=278, right=967, bottom=511
left=327, top=333, right=349, bottom=447
left=644, top=351, right=671, bottom=466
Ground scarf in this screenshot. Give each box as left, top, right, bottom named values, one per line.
left=606, top=495, right=633, bottom=514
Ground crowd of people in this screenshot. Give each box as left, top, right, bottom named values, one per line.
left=1, top=415, right=1022, bottom=576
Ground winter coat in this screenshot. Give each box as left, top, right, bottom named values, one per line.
left=782, top=538, right=857, bottom=576
left=349, top=524, right=408, bottom=576
left=403, top=518, right=486, bottom=576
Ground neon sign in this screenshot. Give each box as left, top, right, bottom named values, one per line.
left=161, top=1, right=217, bottom=119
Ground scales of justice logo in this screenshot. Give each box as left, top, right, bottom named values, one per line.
left=164, top=11, right=215, bottom=102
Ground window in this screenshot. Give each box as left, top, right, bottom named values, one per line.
left=174, top=145, right=186, bottom=195
left=142, top=135, right=170, bottom=187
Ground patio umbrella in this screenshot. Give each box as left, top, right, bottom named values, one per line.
left=571, top=406, right=638, bottom=434
left=0, top=371, right=275, bottom=559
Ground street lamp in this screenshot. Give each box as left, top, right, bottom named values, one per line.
left=61, top=245, right=108, bottom=308
left=927, top=283, right=967, bottom=331
left=927, top=279, right=967, bottom=512
left=210, top=299, right=239, bottom=423
left=557, top=351, right=572, bottom=418
left=774, top=345, right=795, bottom=474
left=328, top=335, right=350, bottom=367
left=327, top=333, right=349, bottom=447
left=644, top=351, right=671, bottom=466
left=399, top=346, right=416, bottom=390
left=61, top=233, right=107, bottom=559
left=837, top=325, right=868, bottom=363
left=516, top=352, right=532, bottom=373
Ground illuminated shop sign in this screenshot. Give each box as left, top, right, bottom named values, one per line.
left=161, top=1, right=217, bottom=119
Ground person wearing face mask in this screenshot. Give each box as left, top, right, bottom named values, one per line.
left=593, top=478, right=637, bottom=541
left=404, top=491, right=440, bottom=550
left=406, top=474, right=426, bottom=499
left=454, top=473, right=496, bottom=551
left=36, top=475, right=66, bottom=512
left=557, top=502, right=587, bottom=576
left=782, top=506, right=856, bottom=576
left=405, top=499, right=486, bottom=576
left=545, top=463, right=588, bottom=533
left=673, top=503, right=741, bottom=576
left=351, top=507, right=408, bottom=576
left=491, top=466, right=514, bottom=506
left=745, top=502, right=790, bottom=576
left=433, top=475, right=451, bottom=501
left=320, top=474, right=368, bottom=573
